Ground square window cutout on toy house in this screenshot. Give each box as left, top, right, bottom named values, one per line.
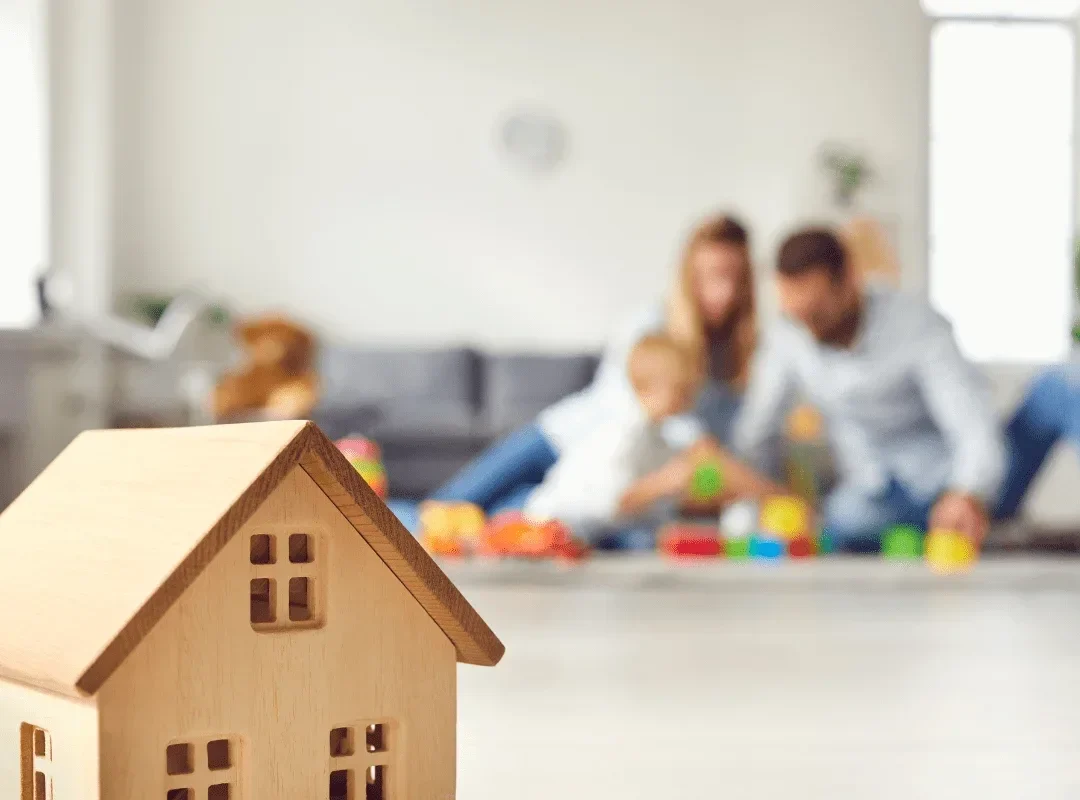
left=166, top=736, right=240, bottom=799
left=249, top=532, right=323, bottom=630
left=329, top=721, right=395, bottom=799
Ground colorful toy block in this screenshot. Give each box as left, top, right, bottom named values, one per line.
left=690, top=460, right=724, bottom=503
left=659, top=524, right=723, bottom=559
left=788, top=535, right=815, bottom=559
left=759, top=495, right=811, bottom=541
left=334, top=436, right=389, bottom=498
left=749, top=536, right=784, bottom=559
left=817, top=529, right=836, bottom=554
left=925, top=529, right=977, bottom=574
left=419, top=501, right=486, bottom=557
left=882, top=524, right=924, bottom=559
left=720, top=500, right=758, bottom=541
left=479, top=512, right=587, bottom=560
left=725, top=538, right=751, bottom=559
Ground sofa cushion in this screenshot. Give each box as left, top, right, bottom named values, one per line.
left=482, top=352, right=599, bottom=434
left=318, top=346, right=480, bottom=432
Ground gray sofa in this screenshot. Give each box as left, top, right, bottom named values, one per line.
left=313, top=346, right=599, bottom=499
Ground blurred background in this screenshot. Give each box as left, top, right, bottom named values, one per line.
left=3, top=0, right=1080, bottom=797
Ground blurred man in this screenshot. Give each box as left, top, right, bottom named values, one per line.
left=736, top=226, right=1080, bottom=550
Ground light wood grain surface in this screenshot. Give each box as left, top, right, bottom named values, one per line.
left=0, top=681, right=98, bottom=800
left=97, top=466, right=457, bottom=800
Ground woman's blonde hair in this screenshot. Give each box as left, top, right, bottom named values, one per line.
left=666, top=214, right=757, bottom=389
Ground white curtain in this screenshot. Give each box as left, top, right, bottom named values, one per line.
left=0, top=0, right=46, bottom=327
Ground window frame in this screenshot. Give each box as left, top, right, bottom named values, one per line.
left=164, top=735, right=242, bottom=799
left=926, top=13, right=1077, bottom=364
left=248, top=530, right=325, bottom=631
left=328, top=720, right=398, bottom=800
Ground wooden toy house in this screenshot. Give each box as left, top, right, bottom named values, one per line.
left=0, top=421, right=503, bottom=799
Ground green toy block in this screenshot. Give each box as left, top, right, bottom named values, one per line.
left=725, top=537, right=751, bottom=559
left=882, top=524, right=924, bottom=559
left=817, top=529, right=836, bottom=555
left=690, top=461, right=724, bottom=502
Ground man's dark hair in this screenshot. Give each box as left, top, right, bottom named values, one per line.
left=776, top=227, right=847, bottom=281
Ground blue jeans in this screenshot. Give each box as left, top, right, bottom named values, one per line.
left=431, top=422, right=559, bottom=514
left=824, top=366, right=1080, bottom=551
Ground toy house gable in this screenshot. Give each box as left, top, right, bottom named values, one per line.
left=0, top=420, right=501, bottom=799
left=95, top=464, right=457, bottom=799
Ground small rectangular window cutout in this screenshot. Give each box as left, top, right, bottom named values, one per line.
left=288, top=577, right=312, bottom=622
left=329, top=727, right=354, bottom=757
left=366, top=724, right=387, bottom=754
left=166, top=790, right=191, bottom=800
left=329, top=769, right=350, bottom=800
left=250, top=534, right=276, bottom=565
left=288, top=533, right=312, bottom=563
left=166, top=742, right=194, bottom=775
left=34, top=772, right=47, bottom=800
left=366, top=765, right=386, bottom=800
left=250, top=578, right=276, bottom=625
left=33, top=729, right=47, bottom=758
left=207, top=739, right=231, bottom=771
left=207, top=784, right=230, bottom=800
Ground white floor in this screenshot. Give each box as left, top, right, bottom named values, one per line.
left=450, top=557, right=1080, bottom=799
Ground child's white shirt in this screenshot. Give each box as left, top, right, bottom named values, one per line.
left=523, top=404, right=678, bottom=529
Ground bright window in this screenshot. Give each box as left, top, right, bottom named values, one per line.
left=929, top=19, right=1074, bottom=362
left=0, top=0, right=46, bottom=327
left=923, top=0, right=1080, bottom=18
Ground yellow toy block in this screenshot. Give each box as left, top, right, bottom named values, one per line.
left=925, top=529, right=978, bottom=574
left=759, top=495, right=811, bottom=541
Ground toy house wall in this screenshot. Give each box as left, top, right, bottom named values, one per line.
left=95, top=465, right=457, bottom=799
left=0, top=678, right=99, bottom=799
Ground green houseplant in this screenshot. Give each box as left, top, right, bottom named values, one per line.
left=820, top=143, right=871, bottom=208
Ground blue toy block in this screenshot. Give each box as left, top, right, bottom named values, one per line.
left=749, top=536, right=784, bottom=559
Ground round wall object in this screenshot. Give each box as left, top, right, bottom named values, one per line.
left=498, top=110, right=568, bottom=174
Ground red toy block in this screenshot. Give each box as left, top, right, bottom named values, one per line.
left=660, top=524, right=723, bottom=558
left=788, top=535, right=815, bottom=559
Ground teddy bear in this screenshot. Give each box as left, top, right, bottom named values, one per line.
left=212, top=315, right=320, bottom=421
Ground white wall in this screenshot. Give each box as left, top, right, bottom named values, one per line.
left=112, top=0, right=929, bottom=350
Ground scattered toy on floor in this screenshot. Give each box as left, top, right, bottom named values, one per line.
left=659, top=523, right=723, bottom=559
left=882, top=524, right=924, bottom=560
left=335, top=436, right=389, bottom=498
left=925, top=529, right=978, bottom=574
left=785, top=404, right=826, bottom=504
left=418, top=501, right=486, bottom=557
left=720, top=500, right=758, bottom=541
left=481, top=512, right=589, bottom=561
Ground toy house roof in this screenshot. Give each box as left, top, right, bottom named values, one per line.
left=0, top=420, right=503, bottom=697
